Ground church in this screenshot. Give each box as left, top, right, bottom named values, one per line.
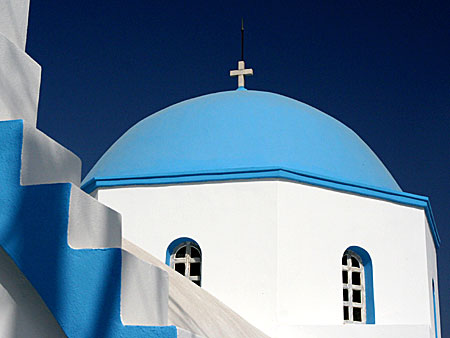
left=0, top=1, right=441, bottom=337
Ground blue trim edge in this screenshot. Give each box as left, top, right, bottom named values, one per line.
left=81, top=167, right=440, bottom=248
left=347, top=246, right=375, bottom=324
left=165, top=237, right=201, bottom=266
left=433, top=279, right=438, bottom=338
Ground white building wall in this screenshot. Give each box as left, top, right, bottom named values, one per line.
left=124, top=239, right=269, bottom=338
left=276, top=324, right=431, bottom=337
left=276, top=180, right=431, bottom=326
left=98, top=181, right=279, bottom=334
left=425, top=216, right=441, bottom=337
left=96, top=179, right=437, bottom=336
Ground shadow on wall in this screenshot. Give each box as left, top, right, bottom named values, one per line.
left=0, top=246, right=66, bottom=337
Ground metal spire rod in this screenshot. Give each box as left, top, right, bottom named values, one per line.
left=230, top=18, right=253, bottom=88
left=241, top=18, right=244, bottom=61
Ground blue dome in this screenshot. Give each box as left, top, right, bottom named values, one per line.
left=82, top=90, right=401, bottom=192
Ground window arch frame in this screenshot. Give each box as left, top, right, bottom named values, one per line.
left=166, top=237, right=202, bottom=286
left=342, top=246, right=375, bottom=324
left=342, top=250, right=365, bottom=323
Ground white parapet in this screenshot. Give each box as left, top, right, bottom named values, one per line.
left=68, top=185, right=122, bottom=249
left=176, top=327, right=204, bottom=338
left=121, top=251, right=169, bottom=326
left=21, top=122, right=82, bottom=186
left=67, top=185, right=170, bottom=326
left=123, top=239, right=269, bottom=338
left=0, top=33, right=41, bottom=126
left=0, top=0, right=30, bottom=50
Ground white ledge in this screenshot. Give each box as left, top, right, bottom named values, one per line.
left=68, top=185, right=122, bottom=249
left=121, top=251, right=169, bottom=326
left=21, top=122, right=82, bottom=187
left=0, top=33, right=41, bottom=126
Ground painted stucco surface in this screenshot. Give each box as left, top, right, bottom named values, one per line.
left=123, top=239, right=269, bottom=338
left=0, top=0, right=29, bottom=50
left=120, top=251, right=169, bottom=326
left=0, top=120, right=177, bottom=337
left=276, top=180, right=434, bottom=327
left=68, top=185, right=122, bottom=249
left=276, top=325, right=431, bottom=337
left=21, top=123, right=81, bottom=186
left=176, top=327, right=204, bottom=338
left=83, top=90, right=401, bottom=193
left=425, top=217, right=441, bottom=337
left=97, top=179, right=439, bottom=337
left=98, top=181, right=278, bottom=335
left=0, top=33, right=41, bottom=126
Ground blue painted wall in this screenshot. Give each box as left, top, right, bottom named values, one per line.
left=0, top=120, right=176, bottom=337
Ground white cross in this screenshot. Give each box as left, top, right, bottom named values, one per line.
left=230, top=60, right=253, bottom=88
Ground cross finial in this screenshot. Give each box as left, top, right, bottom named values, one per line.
left=230, top=19, right=253, bottom=89
left=230, top=61, right=253, bottom=88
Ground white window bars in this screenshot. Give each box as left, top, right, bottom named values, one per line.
left=170, top=241, right=202, bottom=286
left=342, top=250, right=366, bottom=323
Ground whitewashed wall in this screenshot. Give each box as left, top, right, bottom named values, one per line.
left=96, top=179, right=438, bottom=337
left=277, top=180, right=432, bottom=326
left=0, top=0, right=30, bottom=50
left=0, top=34, right=41, bottom=126
left=22, top=123, right=81, bottom=186
left=0, top=0, right=41, bottom=127
left=98, top=181, right=279, bottom=334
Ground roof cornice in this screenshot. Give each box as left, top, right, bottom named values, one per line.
left=81, top=166, right=440, bottom=249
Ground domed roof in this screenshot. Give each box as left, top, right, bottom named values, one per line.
left=82, top=90, right=401, bottom=192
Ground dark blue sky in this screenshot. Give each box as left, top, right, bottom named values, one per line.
left=26, top=0, right=449, bottom=333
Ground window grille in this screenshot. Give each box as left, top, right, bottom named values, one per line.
left=342, top=250, right=365, bottom=323
left=170, top=241, right=201, bottom=286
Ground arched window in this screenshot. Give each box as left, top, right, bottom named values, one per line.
left=169, top=240, right=202, bottom=286
left=342, top=247, right=375, bottom=324
left=342, top=250, right=365, bottom=323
